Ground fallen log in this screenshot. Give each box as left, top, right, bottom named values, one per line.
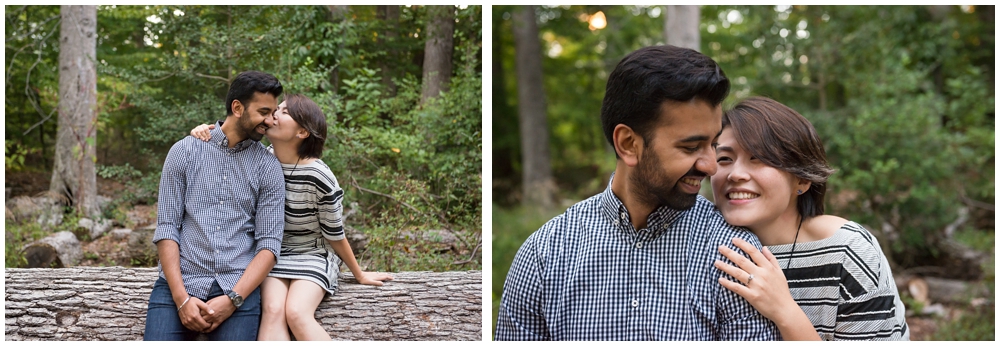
left=5, top=267, right=482, bottom=341
left=22, top=231, right=83, bottom=268
left=895, top=274, right=992, bottom=305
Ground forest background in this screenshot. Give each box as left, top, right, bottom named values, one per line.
left=5, top=5, right=483, bottom=272
left=492, top=5, right=994, bottom=340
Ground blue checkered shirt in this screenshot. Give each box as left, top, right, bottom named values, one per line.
left=153, top=122, right=285, bottom=299
left=495, top=177, right=781, bottom=340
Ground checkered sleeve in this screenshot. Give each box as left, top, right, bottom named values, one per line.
left=714, top=232, right=782, bottom=340
left=253, top=157, right=285, bottom=258
left=152, top=138, right=189, bottom=245
left=495, top=223, right=553, bottom=341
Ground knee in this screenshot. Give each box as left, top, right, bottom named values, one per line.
left=261, top=299, right=285, bottom=319
left=284, top=305, right=315, bottom=326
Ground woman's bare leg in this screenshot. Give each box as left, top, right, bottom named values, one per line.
left=257, top=277, right=291, bottom=341
left=284, top=279, right=331, bottom=341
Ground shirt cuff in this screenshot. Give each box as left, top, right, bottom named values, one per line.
left=152, top=226, right=180, bottom=245
left=255, top=237, right=282, bottom=259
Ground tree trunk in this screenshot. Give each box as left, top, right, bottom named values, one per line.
left=664, top=5, right=701, bottom=52
left=420, top=5, right=455, bottom=104
left=512, top=6, right=555, bottom=208
left=5, top=267, right=482, bottom=341
left=377, top=5, right=400, bottom=97
left=327, top=5, right=351, bottom=94
left=51, top=5, right=100, bottom=218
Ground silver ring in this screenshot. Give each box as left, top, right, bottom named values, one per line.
left=746, top=273, right=755, bottom=285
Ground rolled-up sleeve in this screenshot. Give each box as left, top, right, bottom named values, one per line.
left=254, top=159, right=285, bottom=258
left=153, top=139, right=188, bottom=245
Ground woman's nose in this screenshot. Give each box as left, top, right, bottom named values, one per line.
left=728, top=162, right=750, bottom=182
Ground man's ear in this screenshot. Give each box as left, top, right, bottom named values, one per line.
left=613, top=124, right=643, bottom=167
left=231, top=100, right=244, bottom=117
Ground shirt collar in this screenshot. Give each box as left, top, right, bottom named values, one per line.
left=599, top=173, right=684, bottom=233
left=211, top=120, right=257, bottom=153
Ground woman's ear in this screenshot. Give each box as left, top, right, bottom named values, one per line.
left=297, top=128, right=311, bottom=139
left=795, top=179, right=812, bottom=195
left=613, top=124, right=642, bottom=167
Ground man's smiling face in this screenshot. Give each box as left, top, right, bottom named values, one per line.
left=237, top=91, right=278, bottom=142
left=630, top=98, right=722, bottom=211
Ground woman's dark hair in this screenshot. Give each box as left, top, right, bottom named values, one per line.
left=226, top=71, right=284, bottom=115
left=601, top=45, right=729, bottom=156
left=284, top=94, right=328, bottom=159
left=722, top=96, right=835, bottom=219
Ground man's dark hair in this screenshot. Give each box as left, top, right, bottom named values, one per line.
left=226, top=71, right=284, bottom=115
left=600, top=45, right=729, bottom=156
left=284, top=94, right=328, bottom=159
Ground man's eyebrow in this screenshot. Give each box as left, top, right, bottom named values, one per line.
left=257, top=107, right=273, bottom=113
left=678, top=135, right=710, bottom=143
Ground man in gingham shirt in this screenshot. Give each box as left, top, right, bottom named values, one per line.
left=144, top=71, right=286, bottom=340
left=495, top=46, right=780, bottom=340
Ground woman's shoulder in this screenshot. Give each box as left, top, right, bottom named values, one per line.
left=801, top=214, right=849, bottom=242
left=303, top=159, right=341, bottom=190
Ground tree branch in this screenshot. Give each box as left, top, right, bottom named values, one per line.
left=959, top=190, right=994, bottom=211
left=194, top=72, right=230, bottom=84
left=138, top=72, right=175, bottom=85
left=6, top=15, right=60, bottom=42
left=348, top=176, right=423, bottom=215
left=452, top=237, right=481, bottom=265
left=22, top=21, right=61, bottom=136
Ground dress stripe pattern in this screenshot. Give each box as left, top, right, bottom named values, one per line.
left=769, top=221, right=909, bottom=340
left=267, top=159, right=346, bottom=295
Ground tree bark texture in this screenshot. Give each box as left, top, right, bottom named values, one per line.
left=512, top=5, right=555, bottom=208
left=51, top=5, right=100, bottom=218
left=420, top=5, right=455, bottom=104
left=664, top=5, right=701, bottom=52
left=5, top=267, right=482, bottom=341
left=377, top=5, right=400, bottom=97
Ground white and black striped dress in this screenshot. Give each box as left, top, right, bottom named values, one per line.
left=267, top=159, right=347, bottom=296
left=769, top=221, right=909, bottom=340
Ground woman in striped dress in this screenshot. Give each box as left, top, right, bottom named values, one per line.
left=708, top=97, right=908, bottom=340
left=192, top=94, right=392, bottom=340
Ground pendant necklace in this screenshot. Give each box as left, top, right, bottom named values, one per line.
left=785, top=216, right=804, bottom=270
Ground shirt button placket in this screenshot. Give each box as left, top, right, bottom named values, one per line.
left=631, top=299, right=639, bottom=308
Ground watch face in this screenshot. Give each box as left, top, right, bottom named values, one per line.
left=229, top=292, right=244, bottom=307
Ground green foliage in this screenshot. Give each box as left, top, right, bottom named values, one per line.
left=7, top=5, right=481, bottom=272
left=929, top=305, right=994, bottom=340
left=4, top=140, right=35, bottom=171
left=4, top=220, right=47, bottom=268
left=493, top=5, right=993, bottom=273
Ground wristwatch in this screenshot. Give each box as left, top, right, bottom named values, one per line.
left=227, top=291, right=244, bottom=309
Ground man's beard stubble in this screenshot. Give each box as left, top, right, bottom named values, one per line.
left=629, top=150, right=700, bottom=212
left=238, top=109, right=265, bottom=142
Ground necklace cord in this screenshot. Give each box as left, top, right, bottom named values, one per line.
left=786, top=216, right=804, bottom=270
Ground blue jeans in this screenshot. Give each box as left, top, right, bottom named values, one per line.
left=143, top=277, right=261, bottom=341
